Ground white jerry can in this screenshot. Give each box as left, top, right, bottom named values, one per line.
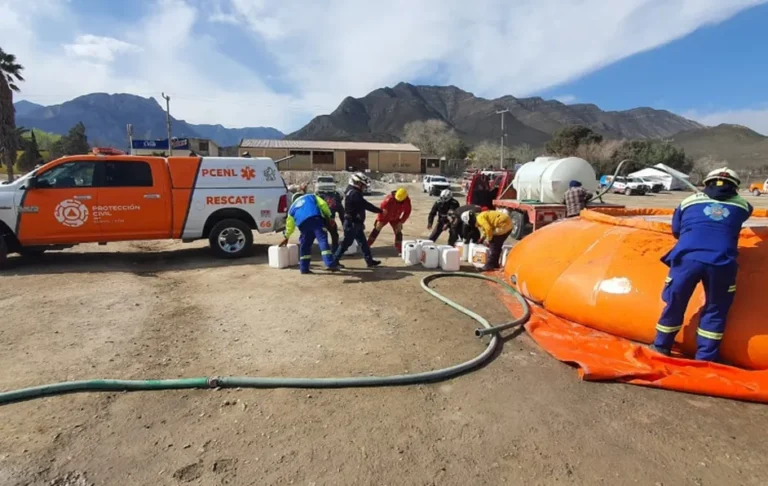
left=454, top=241, right=469, bottom=262
left=287, top=244, right=299, bottom=266
left=440, top=248, right=461, bottom=271
left=268, top=245, right=290, bottom=269
left=401, top=240, right=417, bottom=261
left=402, top=242, right=421, bottom=266
left=420, top=244, right=440, bottom=269
left=469, top=243, right=489, bottom=269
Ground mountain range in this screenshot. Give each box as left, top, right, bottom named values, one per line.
left=14, top=85, right=768, bottom=171
left=14, top=94, right=284, bottom=148
left=286, top=82, right=704, bottom=144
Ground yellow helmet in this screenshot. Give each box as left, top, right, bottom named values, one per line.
left=395, top=188, right=408, bottom=202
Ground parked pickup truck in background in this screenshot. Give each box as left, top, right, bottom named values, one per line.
left=313, top=175, right=337, bottom=194
left=749, top=179, right=768, bottom=196
left=0, top=155, right=290, bottom=266
left=422, top=175, right=451, bottom=196
left=611, top=176, right=650, bottom=196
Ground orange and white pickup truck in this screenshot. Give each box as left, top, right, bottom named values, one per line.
left=0, top=154, right=290, bottom=265
left=749, top=179, right=768, bottom=196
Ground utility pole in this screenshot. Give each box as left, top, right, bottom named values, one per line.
left=496, top=109, right=509, bottom=169
left=162, top=92, right=172, bottom=156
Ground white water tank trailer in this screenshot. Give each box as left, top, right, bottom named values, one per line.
left=513, top=156, right=598, bottom=204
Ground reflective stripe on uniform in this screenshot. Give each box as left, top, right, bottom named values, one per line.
left=656, top=323, right=682, bottom=334
left=680, top=193, right=750, bottom=212
left=665, top=277, right=672, bottom=283
left=697, top=328, right=724, bottom=340
left=321, top=250, right=332, bottom=255
left=300, top=255, right=311, bottom=260
left=728, top=285, right=736, bottom=293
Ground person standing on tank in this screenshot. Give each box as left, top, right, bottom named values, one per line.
left=427, top=189, right=460, bottom=243
left=463, top=209, right=513, bottom=271
left=333, top=172, right=383, bottom=268
left=563, top=180, right=592, bottom=218
left=650, top=168, right=752, bottom=362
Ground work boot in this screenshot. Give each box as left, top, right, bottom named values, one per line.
left=649, top=344, right=671, bottom=356
left=300, top=269, right=315, bottom=275
left=326, top=265, right=340, bottom=273
left=367, top=260, right=382, bottom=268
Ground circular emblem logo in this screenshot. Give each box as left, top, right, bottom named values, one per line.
left=54, top=199, right=89, bottom=227
left=703, top=203, right=730, bottom=222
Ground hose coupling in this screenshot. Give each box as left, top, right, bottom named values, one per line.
left=206, top=377, right=222, bottom=388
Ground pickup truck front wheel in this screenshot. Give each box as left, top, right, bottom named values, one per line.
left=753, top=189, right=761, bottom=197
left=209, top=219, right=254, bottom=259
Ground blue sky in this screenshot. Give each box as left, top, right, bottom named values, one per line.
left=2, top=0, right=768, bottom=134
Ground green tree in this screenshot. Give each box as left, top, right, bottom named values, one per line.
left=610, top=140, right=692, bottom=173
left=545, top=124, right=603, bottom=156
left=17, top=130, right=42, bottom=171
left=60, top=122, right=89, bottom=155
left=0, top=47, right=24, bottom=182
left=508, top=143, right=536, bottom=163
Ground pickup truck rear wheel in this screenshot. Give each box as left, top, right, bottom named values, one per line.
left=209, top=219, right=253, bottom=259
left=753, top=189, right=761, bottom=197
left=624, top=187, right=632, bottom=196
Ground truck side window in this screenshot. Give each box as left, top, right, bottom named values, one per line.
left=35, top=162, right=96, bottom=189
left=103, top=161, right=153, bottom=187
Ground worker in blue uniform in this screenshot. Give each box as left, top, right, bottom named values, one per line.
left=279, top=193, right=339, bottom=274
left=650, top=168, right=752, bottom=362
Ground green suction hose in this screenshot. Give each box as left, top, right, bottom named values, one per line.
left=0, top=272, right=529, bottom=405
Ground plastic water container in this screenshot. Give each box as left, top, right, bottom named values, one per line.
left=440, top=248, right=461, bottom=271
left=402, top=242, right=420, bottom=266
left=437, top=245, right=453, bottom=260
left=455, top=242, right=469, bottom=262
left=401, top=240, right=417, bottom=260
left=501, top=244, right=514, bottom=267
left=345, top=240, right=358, bottom=255
left=416, top=239, right=434, bottom=248
left=287, top=244, right=299, bottom=266
left=420, top=244, right=440, bottom=269
left=268, top=245, right=290, bottom=269
left=470, top=243, right=489, bottom=268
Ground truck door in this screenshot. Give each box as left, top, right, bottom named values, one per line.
left=96, top=159, right=170, bottom=240
left=17, top=160, right=101, bottom=245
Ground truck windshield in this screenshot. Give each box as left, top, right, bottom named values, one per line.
left=432, top=177, right=447, bottom=182
left=317, top=176, right=334, bottom=183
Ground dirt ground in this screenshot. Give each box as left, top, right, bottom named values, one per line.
left=2, top=183, right=768, bottom=486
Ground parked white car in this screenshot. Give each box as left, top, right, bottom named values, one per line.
left=422, top=175, right=451, bottom=196
left=612, top=176, right=650, bottom=196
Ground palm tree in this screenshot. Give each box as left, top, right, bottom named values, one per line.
left=0, top=47, right=24, bottom=182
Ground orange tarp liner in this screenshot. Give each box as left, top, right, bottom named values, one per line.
left=497, top=208, right=768, bottom=402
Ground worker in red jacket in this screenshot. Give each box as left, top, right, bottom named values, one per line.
left=367, top=187, right=412, bottom=254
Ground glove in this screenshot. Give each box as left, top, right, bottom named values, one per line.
left=427, top=224, right=433, bottom=230
left=278, top=238, right=289, bottom=247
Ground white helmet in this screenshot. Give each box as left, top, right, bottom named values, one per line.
left=440, top=189, right=452, bottom=200
left=461, top=211, right=473, bottom=225
left=704, top=167, right=740, bottom=187
left=349, top=172, right=370, bottom=187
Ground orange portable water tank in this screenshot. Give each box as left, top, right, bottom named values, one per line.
left=504, top=207, right=768, bottom=370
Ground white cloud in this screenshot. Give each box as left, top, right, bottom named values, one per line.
left=64, top=35, right=142, bottom=62
left=554, top=95, right=578, bottom=104
left=1, top=0, right=766, bottom=133
left=683, top=107, right=768, bottom=136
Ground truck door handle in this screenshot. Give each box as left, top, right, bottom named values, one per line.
left=144, top=194, right=161, bottom=199
left=74, top=195, right=92, bottom=200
